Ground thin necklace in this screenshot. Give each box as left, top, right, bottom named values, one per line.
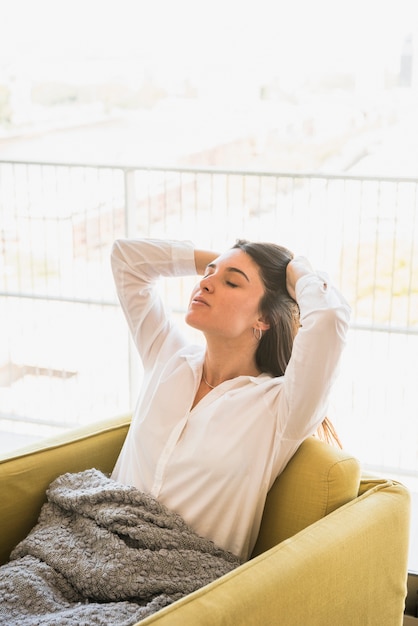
left=202, top=368, right=215, bottom=389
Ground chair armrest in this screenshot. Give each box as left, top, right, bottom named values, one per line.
left=0, top=415, right=130, bottom=564
left=252, top=437, right=361, bottom=555
left=138, top=479, right=410, bottom=626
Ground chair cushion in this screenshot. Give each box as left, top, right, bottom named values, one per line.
left=252, top=436, right=361, bottom=557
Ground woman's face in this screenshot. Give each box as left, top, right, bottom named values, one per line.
left=185, top=249, right=268, bottom=340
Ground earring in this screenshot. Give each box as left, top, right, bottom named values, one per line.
left=253, top=327, right=263, bottom=341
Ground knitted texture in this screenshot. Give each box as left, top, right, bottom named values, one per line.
left=0, top=469, right=241, bottom=625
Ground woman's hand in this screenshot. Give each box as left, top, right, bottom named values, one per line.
left=286, top=256, right=315, bottom=301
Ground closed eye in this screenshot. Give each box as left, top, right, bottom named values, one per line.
left=226, top=280, right=238, bottom=288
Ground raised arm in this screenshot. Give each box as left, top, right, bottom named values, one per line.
left=277, top=263, right=351, bottom=441
left=111, top=238, right=196, bottom=367
left=285, top=256, right=315, bottom=301
left=193, top=249, right=220, bottom=275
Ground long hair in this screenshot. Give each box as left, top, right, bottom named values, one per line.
left=233, top=239, right=342, bottom=448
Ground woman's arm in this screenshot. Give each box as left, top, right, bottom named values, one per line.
left=286, top=256, right=315, bottom=301
left=111, top=239, right=196, bottom=367
left=193, top=249, right=220, bottom=275
left=278, top=267, right=351, bottom=440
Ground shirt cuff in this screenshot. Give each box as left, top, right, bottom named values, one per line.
left=295, top=271, right=330, bottom=299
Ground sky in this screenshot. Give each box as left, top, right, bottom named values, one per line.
left=1, top=0, right=417, bottom=92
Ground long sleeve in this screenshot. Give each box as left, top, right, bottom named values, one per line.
left=275, top=271, right=351, bottom=442
left=111, top=238, right=196, bottom=369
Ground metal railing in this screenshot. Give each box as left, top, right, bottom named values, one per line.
left=0, top=159, right=417, bottom=475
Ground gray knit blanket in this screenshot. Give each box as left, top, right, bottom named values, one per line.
left=0, top=469, right=241, bottom=626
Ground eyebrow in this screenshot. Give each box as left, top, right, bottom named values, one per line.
left=206, top=262, right=250, bottom=282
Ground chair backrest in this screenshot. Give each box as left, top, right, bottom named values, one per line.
left=252, top=436, right=361, bottom=557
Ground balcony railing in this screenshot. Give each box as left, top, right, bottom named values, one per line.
left=0, top=159, right=417, bottom=478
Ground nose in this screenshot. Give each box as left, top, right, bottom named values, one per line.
left=200, top=274, right=214, bottom=292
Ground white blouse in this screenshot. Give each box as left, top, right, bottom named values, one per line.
left=110, top=238, right=351, bottom=561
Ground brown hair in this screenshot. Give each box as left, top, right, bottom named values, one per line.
left=232, top=239, right=342, bottom=448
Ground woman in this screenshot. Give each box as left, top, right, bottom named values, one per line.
left=110, top=238, right=350, bottom=562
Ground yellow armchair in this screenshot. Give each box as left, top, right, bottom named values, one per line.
left=0, top=416, right=410, bottom=625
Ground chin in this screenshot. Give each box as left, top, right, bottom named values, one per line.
left=184, top=313, right=201, bottom=331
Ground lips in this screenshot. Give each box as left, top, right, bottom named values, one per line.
left=191, top=295, right=209, bottom=306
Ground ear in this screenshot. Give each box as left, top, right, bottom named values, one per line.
left=256, top=316, right=270, bottom=332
